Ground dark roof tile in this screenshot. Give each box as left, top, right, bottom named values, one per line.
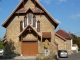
left=56, top=29, right=72, bottom=40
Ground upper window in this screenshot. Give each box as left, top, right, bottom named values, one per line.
left=37, top=20, right=40, bottom=32
left=28, top=13, right=32, bottom=24
left=20, top=21, right=23, bottom=32
left=33, top=15, right=36, bottom=27
left=24, top=16, right=27, bottom=27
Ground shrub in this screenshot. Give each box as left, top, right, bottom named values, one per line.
left=0, top=41, right=4, bottom=49
left=78, top=48, right=80, bottom=51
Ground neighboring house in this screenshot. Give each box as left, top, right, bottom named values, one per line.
left=56, top=29, right=73, bottom=55
left=2, top=0, right=59, bottom=58
left=55, top=33, right=66, bottom=50
left=72, top=44, right=78, bottom=53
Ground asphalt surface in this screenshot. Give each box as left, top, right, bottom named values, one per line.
left=59, top=53, right=80, bottom=60
left=0, top=53, right=80, bottom=60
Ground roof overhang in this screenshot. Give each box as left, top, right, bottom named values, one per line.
left=19, top=25, right=41, bottom=38
left=42, top=32, right=51, bottom=38
left=55, top=33, right=66, bottom=41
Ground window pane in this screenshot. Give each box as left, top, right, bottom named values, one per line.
left=28, top=13, right=32, bottom=24
left=24, top=16, right=27, bottom=27
left=33, top=15, right=36, bottom=27
left=20, top=21, right=23, bottom=32
left=37, top=21, right=40, bottom=32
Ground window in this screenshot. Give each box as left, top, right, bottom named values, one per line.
left=37, top=20, right=40, bottom=32
left=20, top=21, right=23, bottom=32
left=24, top=16, right=27, bottom=27
left=28, top=13, right=32, bottom=24
left=33, top=15, right=36, bottom=27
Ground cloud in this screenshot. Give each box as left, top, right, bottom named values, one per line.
left=39, top=0, right=53, bottom=4
left=58, top=0, right=67, bottom=2
left=18, top=0, right=20, bottom=1
left=0, top=8, right=3, bottom=11
left=39, top=0, right=67, bottom=5
left=55, top=19, right=61, bottom=24
left=70, top=14, right=80, bottom=19
left=56, top=0, right=67, bottom=5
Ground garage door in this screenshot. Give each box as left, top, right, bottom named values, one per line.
left=21, top=41, right=38, bottom=56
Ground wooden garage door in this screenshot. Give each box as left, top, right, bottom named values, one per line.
left=21, top=41, right=38, bottom=56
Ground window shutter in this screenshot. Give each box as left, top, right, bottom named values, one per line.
left=33, top=15, right=36, bottom=27
left=37, top=20, right=40, bottom=32
left=20, top=21, right=23, bottom=32
left=24, top=16, right=27, bottom=27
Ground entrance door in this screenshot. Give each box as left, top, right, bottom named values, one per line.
left=21, top=41, right=38, bottom=56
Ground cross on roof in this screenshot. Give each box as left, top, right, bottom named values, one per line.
left=27, top=27, right=32, bottom=32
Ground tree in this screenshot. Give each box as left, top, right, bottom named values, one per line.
left=71, top=34, right=80, bottom=48
left=0, top=38, right=1, bottom=41
left=3, top=33, right=6, bottom=38
left=0, top=41, right=4, bottom=49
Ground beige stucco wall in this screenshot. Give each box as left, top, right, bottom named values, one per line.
left=6, top=15, right=21, bottom=54
left=5, top=0, right=57, bottom=57
left=66, top=40, right=72, bottom=55
left=55, top=35, right=66, bottom=50
left=55, top=35, right=72, bottom=55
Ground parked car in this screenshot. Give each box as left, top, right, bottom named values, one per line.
left=58, top=50, right=68, bottom=58
left=0, top=49, right=4, bottom=56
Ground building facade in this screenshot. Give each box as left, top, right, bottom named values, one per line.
left=56, top=29, right=73, bottom=55
left=2, top=0, right=73, bottom=59
left=2, top=0, right=59, bottom=58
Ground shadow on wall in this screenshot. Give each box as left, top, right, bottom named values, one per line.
left=4, top=39, right=20, bottom=59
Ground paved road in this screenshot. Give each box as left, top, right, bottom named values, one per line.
left=0, top=56, right=3, bottom=59
left=59, top=53, right=80, bottom=60
left=0, top=53, right=80, bottom=60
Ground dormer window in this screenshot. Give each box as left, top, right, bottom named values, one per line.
left=20, top=21, right=23, bottom=32
left=24, top=16, right=27, bottom=27
left=33, top=15, right=36, bottom=27
left=37, top=20, right=40, bottom=32
left=28, top=13, right=32, bottom=24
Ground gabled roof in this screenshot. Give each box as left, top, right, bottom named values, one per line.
left=19, top=25, right=41, bottom=37
left=56, top=29, right=72, bottom=40
left=55, top=33, right=66, bottom=41
left=2, top=0, right=59, bottom=28
left=15, top=7, right=44, bottom=14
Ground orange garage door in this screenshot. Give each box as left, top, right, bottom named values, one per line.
left=21, top=41, right=38, bottom=56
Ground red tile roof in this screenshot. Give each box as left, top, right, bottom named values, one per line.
left=15, top=7, right=44, bottom=13
left=56, top=30, right=72, bottom=40
left=55, top=33, right=66, bottom=41
left=16, top=8, right=27, bottom=13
